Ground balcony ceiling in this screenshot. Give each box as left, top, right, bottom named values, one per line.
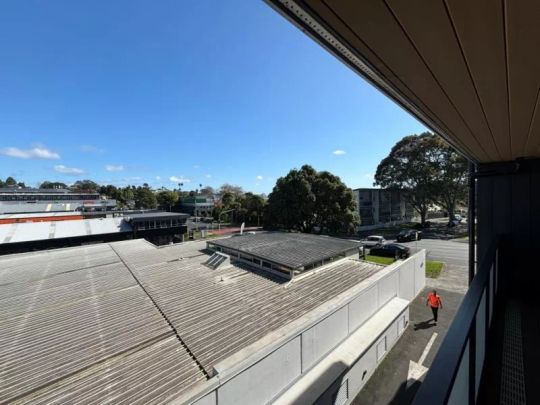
left=268, top=0, right=540, bottom=163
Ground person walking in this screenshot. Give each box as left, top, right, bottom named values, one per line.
left=426, top=290, right=443, bottom=325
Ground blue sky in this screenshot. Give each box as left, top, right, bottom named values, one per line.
left=0, top=0, right=427, bottom=193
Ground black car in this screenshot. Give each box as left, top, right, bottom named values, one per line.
left=369, top=243, right=411, bottom=259
left=396, top=229, right=422, bottom=242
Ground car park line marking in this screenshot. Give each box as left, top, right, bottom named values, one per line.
left=406, top=332, right=438, bottom=389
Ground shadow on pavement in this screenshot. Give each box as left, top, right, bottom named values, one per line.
left=413, top=319, right=435, bottom=331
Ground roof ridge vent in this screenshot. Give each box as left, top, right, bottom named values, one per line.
left=205, top=251, right=230, bottom=270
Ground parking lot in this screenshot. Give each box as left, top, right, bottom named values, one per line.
left=398, top=239, right=468, bottom=267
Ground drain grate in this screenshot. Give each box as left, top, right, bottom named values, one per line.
left=500, top=301, right=526, bottom=404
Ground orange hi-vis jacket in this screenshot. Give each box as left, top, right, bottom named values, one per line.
left=428, top=293, right=442, bottom=308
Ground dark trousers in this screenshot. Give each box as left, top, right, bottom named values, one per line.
left=431, top=306, right=439, bottom=322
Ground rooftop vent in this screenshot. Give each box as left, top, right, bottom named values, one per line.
left=205, top=252, right=230, bottom=270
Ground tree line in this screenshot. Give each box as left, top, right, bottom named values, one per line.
left=2, top=132, right=466, bottom=232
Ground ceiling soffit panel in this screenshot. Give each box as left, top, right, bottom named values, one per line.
left=445, top=0, right=512, bottom=160
left=505, top=1, right=540, bottom=158
left=385, top=0, right=502, bottom=161
left=268, top=0, right=540, bottom=162
left=268, top=0, right=482, bottom=161
left=295, top=0, right=491, bottom=161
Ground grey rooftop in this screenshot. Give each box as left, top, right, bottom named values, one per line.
left=207, top=232, right=362, bottom=270
left=0, top=236, right=383, bottom=403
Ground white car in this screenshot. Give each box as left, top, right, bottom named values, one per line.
left=361, top=235, right=386, bottom=248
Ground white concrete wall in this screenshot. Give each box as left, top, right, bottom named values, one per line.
left=217, top=337, right=302, bottom=405
left=183, top=250, right=426, bottom=405
left=302, top=306, right=349, bottom=372
left=314, top=306, right=410, bottom=405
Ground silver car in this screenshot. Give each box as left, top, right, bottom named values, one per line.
left=361, top=235, right=386, bottom=248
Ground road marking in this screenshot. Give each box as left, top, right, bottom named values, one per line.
left=406, top=332, right=438, bottom=389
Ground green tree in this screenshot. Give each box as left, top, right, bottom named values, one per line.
left=71, top=179, right=99, bottom=192
left=40, top=181, right=68, bottom=189
left=432, top=140, right=468, bottom=222
left=5, top=176, right=17, bottom=186
left=119, top=187, right=135, bottom=209
left=156, top=190, right=179, bottom=211
left=200, top=186, right=215, bottom=196
left=266, top=165, right=358, bottom=234
left=374, top=132, right=467, bottom=225
left=218, top=183, right=243, bottom=198
left=241, top=192, right=266, bottom=225
left=134, top=186, right=157, bottom=209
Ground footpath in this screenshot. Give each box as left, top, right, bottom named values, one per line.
left=352, top=287, right=464, bottom=405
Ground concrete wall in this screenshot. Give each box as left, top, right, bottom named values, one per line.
left=314, top=306, right=409, bottom=405
left=182, top=250, right=426, bottom=405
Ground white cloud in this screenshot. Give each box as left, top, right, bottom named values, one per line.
left=333, top=150, right=346, bottom=155
left=156, top=176, right=161, bottom=180
left=80, top=144, right=104, bottom=153
left=105, top=164, right=124, bottom=172
left=205, top=174, right=212, bottom=178
left=1, top=146, right=60, bottom=159
left=193, top=165, right=200, bottom=169
left=256, top=175, right=263, bottom=180
left=169, top=175, right=191, bottom=183
left=54, top=165, right=84, bottom=175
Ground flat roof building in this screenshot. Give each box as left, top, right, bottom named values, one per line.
left=353, top=188, right=415, bottom=229
left=0, top=212, right=189, bottom=254
left=0, top=187, right=116, bottom=214
left=207, top=232, right=362, bottom=278
left=0, top=233, right=426, bottom=404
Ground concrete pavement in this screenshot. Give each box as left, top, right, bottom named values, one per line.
left=353, top=288, right=464, bottom=405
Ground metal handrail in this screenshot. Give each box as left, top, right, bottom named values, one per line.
left=412, top=237, right=499, bottom=404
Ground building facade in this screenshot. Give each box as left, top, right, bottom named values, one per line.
left=179, top=195, right=216, bottom=216
left=0, top=188, right=116, bottom=214
left=353, top=188, right=415, bottom=228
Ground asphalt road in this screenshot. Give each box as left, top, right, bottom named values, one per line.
left=397, top=239, right=468, bottom=267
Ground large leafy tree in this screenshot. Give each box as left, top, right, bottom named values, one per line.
left=71, top=179, right=99, bottom=192
left=432, top=141, right=468, bottom=222
left=40, top=181, right=68, bottom=189
left=134, top=186, right=157, bottom=209
left=156, top=190, right=179, bottom=211
left=266, top=165, right=358, bottom=234
left=374, top=132, right=468, bottom=225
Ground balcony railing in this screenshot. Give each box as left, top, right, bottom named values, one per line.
left=413, top=238, right=499, bottom=404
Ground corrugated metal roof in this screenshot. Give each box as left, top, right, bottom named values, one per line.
left=1, top=237, right=384, bottom=402
left=0, top=243, right=206, bottom=404
left=112, top=239, right=382, bottom=376
left=0, top=217, right=132, bottom=244
left=0, top=212, right=82, bottom=220
left=208, top=232, right=362, bottom=269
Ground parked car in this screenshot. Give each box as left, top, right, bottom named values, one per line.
left=361, top=235, right=386, bottom=248
left=369, top=243, right=410, bottom=259
left=396, top=229, right=422, bottom=242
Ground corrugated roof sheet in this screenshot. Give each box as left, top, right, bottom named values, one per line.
left=112, top=238, right=382, bottom=376
left=1, top=236, right=384, bottom=402
left=0, top=217, right=132, bottom=244
left=0, top=243, right=206, bottom=404
left=208, top=232, right=362, bottom=269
